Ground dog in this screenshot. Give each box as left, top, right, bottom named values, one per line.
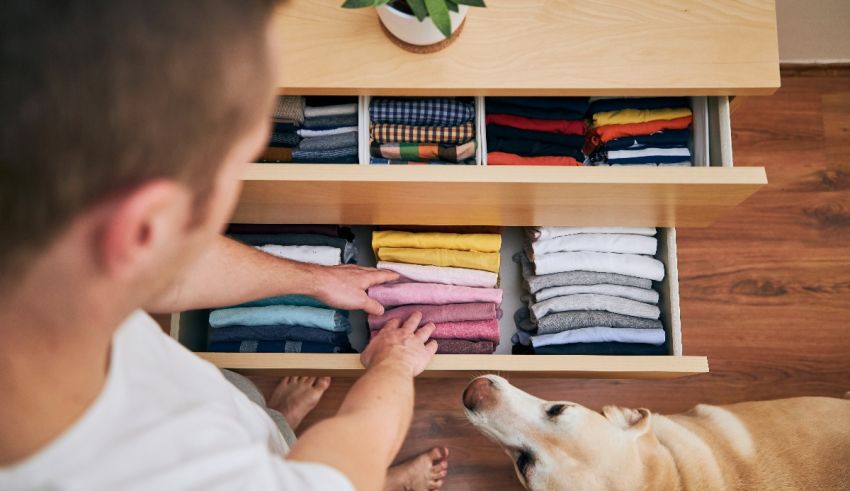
left=463, top=375, right=850, bottom=490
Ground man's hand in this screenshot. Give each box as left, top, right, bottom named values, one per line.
left=308, top=264, right=399, bottom=316
left=361, top=312, right=438, bottom=377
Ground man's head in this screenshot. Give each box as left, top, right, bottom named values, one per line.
left=1, top=1, right=279, bottom=306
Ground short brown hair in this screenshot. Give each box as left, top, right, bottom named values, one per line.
left=0, top=0, right=278, bottom=280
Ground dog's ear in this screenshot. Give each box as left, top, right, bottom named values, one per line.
left=602, top=406, right=652, bottom=435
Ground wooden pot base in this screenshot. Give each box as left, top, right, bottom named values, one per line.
left=379, top=18, right=466, bottom=54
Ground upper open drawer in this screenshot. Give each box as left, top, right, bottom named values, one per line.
left=272, top=1, right=780, bottom=96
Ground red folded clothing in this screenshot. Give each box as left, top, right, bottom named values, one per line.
left=370, top=318, right=501, bottom=343
left=485, top=114, right=586, bottom=135
left=487, top=152, right=582, bottom=166
left=593, top=116, right=693, bottom=143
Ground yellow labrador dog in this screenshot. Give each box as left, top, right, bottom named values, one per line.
left=463, top=375, right=850, bottom=490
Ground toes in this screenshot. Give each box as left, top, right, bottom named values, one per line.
left=314, top=377, right=332, bottom=391
left=305, top=376, right=317, bottom=386
left=427, top=447, right=444, bottom=462
left=429, top=479, right=444, bottom=489
left=283, top=376, right=292, bottom=384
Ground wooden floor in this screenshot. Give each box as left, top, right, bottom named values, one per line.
left=248, top=71, right=850, bottom=490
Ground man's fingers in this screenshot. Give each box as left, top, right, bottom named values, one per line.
left=414, top=322, right=436, bottom=342
left=363, top=269, right=400, bottom=287
left=401, top=312, right=423, bottom=333
left=361, top=296, right=385, bottom=316
left=425, top=339, right=439, bottom=355
left=381, top=318, right=401, bottom=331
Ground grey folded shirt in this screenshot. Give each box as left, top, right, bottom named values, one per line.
left=537, top=309, right=663, bottom=335
left=530, top=293, right=660, bottom=320
left=515, top=252, right=653, bottom=292
left=297, top=131, right=359, bottom=151
left=529, top=284, right=659, bottom=304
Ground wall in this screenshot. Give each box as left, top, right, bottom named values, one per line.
left=777, top=0, right=850, bottom=63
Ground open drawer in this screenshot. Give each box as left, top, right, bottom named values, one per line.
left=170, top=227, right=707, bottom=379
left=234, top=96, right=765, bottom=228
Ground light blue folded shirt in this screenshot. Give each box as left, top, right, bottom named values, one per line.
left=209, top=305, right=351, bottom=332
left=229, top=294, right=328, bottom=309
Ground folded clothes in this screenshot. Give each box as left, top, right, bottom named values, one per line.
left=530, top=284, right=659, bottom=304
left=487, top=138, right=584, bottom=161
left=377, top=261, right=498, bottom=288
left=297, top=132, right=359, bottom=152
left=588, top=97, right=690, bottom=114
left=368, top=282, right=502, bottom=308
left=493, top=97, right=590, bottom=113
left=272, top=96, right=305, bottom=126
left=304, top=103, right=358, bottom=118
left=368, top=302, right=501, bottom=330
left=485, top=114, right=585, bottom=135
left=486, top=124, right=586, bottom=148
left=370, top=98, right=475, bottom=127
left=608, top=162, right=692, bottom=167
left=227, top=224, right=352, bottom=238
left=257, top=147, right=292, bottom=163
left=269, top=131, right=300, bottom=148
left=607, top=154, right=692, bottom=164
left=533, top=309, right=663, bottom=335
left=370, top=122, right=475, bottom=144
left=532, top=250, right=664, bottom=281
left=605, top=129, right=691, bottom=150
left=377, top=225, right=504, bottom=234
left=524, top=341, right=668, bottom=356
left=302, top=113, right=359, bottom=129
left=377, top=247, right=500, bottom=273
left=592, top=107, right=692, bottom=127
left=298, top=126, right=358, bottom=138
left=486, top=99, right=586, bottom=120
left=209, top=305, right=351, bottom=332
left=530, top=233, right=658, bottom=256
left=372, top=230, right=502, bottom=253
left=370, top=141, right=476, bottom=164
left=208, top=324, right=350, bottom=345
left=271, top=122, right=299, bottom=133
left=607, top=147, right=690, bottom=160
left=434, top=339, right=496, bottom=354
left=523, top=326, right=665, bottom=347
left=231, top=233, right=354, bottom=262
left=529, top=293, right=660, bottom=320
left=229, top=294, right=328, bottom=309
left=370, top=159, right=455, bottom=165
left=487, top=152, right=582, bottom=166
left=529, top=227, right=657, bottom=240
left=292, top=146, right=358, bottom=163
left=371, top=318, right=501, bottom=343
left=305, top=96, right=356, bottom=107
left=208, top=340, right=351, bottom=353
left=592, top=116, right=693, bottom=143
left=256, top=244, right=342, bottom=266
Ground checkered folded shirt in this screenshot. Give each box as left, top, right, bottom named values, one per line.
left=370, top=122, right=475, bottom=144
left=370, top=98, right=475, bottom=127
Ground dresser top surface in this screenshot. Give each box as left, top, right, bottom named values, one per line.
left=273, top=0, right=780, bottom=96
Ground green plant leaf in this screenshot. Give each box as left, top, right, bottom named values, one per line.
left=424, top=0, right=452, bottom=38
left=406, top=0, right=429, bottom=21
left=446, top=0, right=459, bottom=13
left=454, top=0, right=486, bottom=6
left=341, top=0, right=381, bottom=8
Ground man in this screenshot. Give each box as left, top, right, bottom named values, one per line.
left=0, top=1, right=447, bottom=489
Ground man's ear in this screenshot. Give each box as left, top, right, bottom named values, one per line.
left=98, top=179, right=191, bottom=279
left=602, top=406, right=652, bottom=436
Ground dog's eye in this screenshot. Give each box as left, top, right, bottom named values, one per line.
left=516, top=449, right=534, bottom=476
left=546, top=404, right=566, bottom=418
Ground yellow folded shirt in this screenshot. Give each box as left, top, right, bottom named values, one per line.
left=592, top=107, right=693, bottom=127
left=376, top=247, right=500, bottom=273
left=372, top=230, right=502, bottom=253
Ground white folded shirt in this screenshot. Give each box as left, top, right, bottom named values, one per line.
left=530, top=227, right=657, bottom=241
left=532, top=251, right=664, bottom=281
left=607, top=147, right=691, bottom=159
left=377, top=261, right=498, bottom=288
left=256, top=244, right=341, bottom=266
left=531, top=326, right=666, bottom=348
left=297, top=126, right=358, bottom=138
left=531, top=233, right=657, bottom=256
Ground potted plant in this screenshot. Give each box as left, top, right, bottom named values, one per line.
left=342, top=0, right=486, bottom=52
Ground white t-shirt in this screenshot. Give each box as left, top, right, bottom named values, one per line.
left=0, top=311, right=354, bottom=491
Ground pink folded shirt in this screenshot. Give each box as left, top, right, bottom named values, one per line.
left=371, top=318, right=501, bottom=343
left=367, top=282, right=503, bottom=308
left=377, top=261, right=498, bottom=288
left=368, top=302, right=501, bottom=330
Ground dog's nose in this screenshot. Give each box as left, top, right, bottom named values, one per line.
left=463, top=377, right=495, bottom=411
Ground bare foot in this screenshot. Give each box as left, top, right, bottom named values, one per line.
left=384, top=447, right=449, bottom=491
left=267, top=376, right=331, bottom=431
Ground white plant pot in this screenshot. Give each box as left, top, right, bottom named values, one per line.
left=377, top=4, right=469, bottom=46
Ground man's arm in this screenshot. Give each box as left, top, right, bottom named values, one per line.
left=287, top=313, right=437, bottom=491
left=144, top=235, right=396, bottom=315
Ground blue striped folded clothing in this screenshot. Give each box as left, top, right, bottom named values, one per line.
left=208, top=324, right=350, bottom=345
left=607, top=147, right=690, bottom=161
left=209, top=305, right=351, bottom=332
left=370, top=98, right=475, bottom=127
left=297, top=132, right=358, bottom=151
left=588, top=97, right=690, bottom=114
left=302, top=113, right=359, bottom=130
left=292, top=146, right=358, bottom=163
left=605, top=129, right=691, bottom=150
left=208, top=339, right=353, bottom=353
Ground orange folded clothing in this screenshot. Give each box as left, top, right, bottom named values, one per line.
left=593, top=116, right=693, bottom=143
left=487, top=152, right=583, bottom=166
left=485, top=114, right=586, bottom=135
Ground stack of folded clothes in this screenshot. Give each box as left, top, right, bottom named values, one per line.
left=584, top=97, right=693, bottom=166
left=257, top=96, right=304, bottom=163
left=206, top=224, right=358, bottom=353
left=512, top=227, right=668, bottom=355
left=369, top=98, right=477, bottom=165
left=485, top=97, right=589, bottom=166
left=367, top=228, right=503, bottom=353
left=294, top=96, right=359, bottom=163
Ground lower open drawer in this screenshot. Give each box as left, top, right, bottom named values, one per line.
left=170, top=228, right=707, bottom=378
